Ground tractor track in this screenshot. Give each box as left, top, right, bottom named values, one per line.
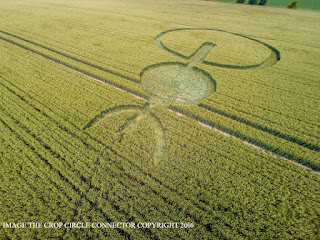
left=0, top=31, right=319, bottom=174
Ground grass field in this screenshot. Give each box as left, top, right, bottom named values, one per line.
left=0, top=0, right=319, bottom=239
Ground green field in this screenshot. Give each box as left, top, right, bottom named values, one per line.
left=212, top=0, right=320, bottom=10
left=0, top=0, right=319, bottom=239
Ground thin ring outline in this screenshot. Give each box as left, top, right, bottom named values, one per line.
left=155, top=28, right=281, bottom=69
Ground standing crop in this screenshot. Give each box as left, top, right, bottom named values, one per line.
left=83, top=42, right=217, bottom=164
left=84, top=28, right=280, bottom=165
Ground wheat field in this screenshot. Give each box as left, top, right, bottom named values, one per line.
left=0, top=0, right=319, bottom=239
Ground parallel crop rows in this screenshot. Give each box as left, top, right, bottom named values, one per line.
left=1, top=36, right=320, bottom=239
left=0, top=42, right=214, bottom=239
left=0, top=27, right=318, bottom=170
left=1, top=1, right=320, bottom=239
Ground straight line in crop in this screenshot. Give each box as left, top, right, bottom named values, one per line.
left=0, top=31, right=318, bottom=174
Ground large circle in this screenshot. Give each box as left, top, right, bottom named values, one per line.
left=155, top=28, right=281, bottom=69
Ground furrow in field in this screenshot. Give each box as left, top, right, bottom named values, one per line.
left=1, top=1, right=320, bottom=239
left=0, top=95, right=103, bottom=196
left=201, top=98, right=320, bottom=149
left=2, top=28, right=316, bottom=135
left=83, top=162, right=204, bottom=239
left=0, top=126, right=75, bottom=214
left=1, top=23, right=154, bottom=71
left=1, top=101, right=318, bottom=238
left=0, top=111, right=147, bottom=239
left=2, top=116, right=207, bottom=239
left=0, top=107, right=92, bottom=195
left=2, top=32, right=318, bottom=172
left=0, top=26, right=318, bottom=165
left=107, top=133, right=320, bottom=239
left=0, top=91, right=222, bottom=238
left=98, top=151, right=243, bottom=239
left=199, top=102, right=319, bottom=150
left=0, top=38, right=145, bottom=126
left=205, top=71, right=319, bottom=129
left=0, top=135, right=126, bottom=240
left=169, top=105, right=320, bottom=170
left=82, top=121, right=263, bottom=238
left=0, top=80, right=212, bottom=238
left=0, top=87, right=102, bottom=176
left=211, top=93, right=319, bottom=132
left=161, top=113, right=320, bottom=180
left=0, top=80, right=150, bottom=201
left=0, top=29, right=141, bottom=83
left=83, top=136, right=235, bottom=238
left=0, top=33, right=146, bottom=99
left=0, top=64, right=115, bottom=121
left=0, top=76, right=107, bottom=154
left=211, top=69, right=320, bottom=115
left=0, top=16, right=158, bottom=75
left=0, top=69, right=137, bottom=165
left=125, top=107, right=320, bottom=193
left=0, top=76, right=245, bottom=222
left=0, top=116, right=78, bottom=203
left=114, top=139, right=318, bottom=236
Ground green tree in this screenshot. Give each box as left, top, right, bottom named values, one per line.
left=259, top=0, right=268, bottom=5
left=248, top=0, right=258, bottom=4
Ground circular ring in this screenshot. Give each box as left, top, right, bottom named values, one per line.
left=155, top=28, right=281, bottom=70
